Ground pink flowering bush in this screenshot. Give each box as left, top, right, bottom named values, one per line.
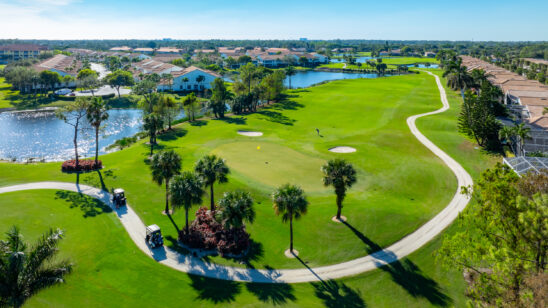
left=180, top=207, right=250, bottom=256
left=61, top=159, right=102, bottom=172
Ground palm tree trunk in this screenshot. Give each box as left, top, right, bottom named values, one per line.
left=185, top=208, right=189, bottom=235
left=210, top=184, right=215, bottom=211
left=336, top=194, right=342, bottom=219
left=289, top=216, right=294, bottom=252
left=95, top=126, right=99, bottom=165
left=74, top=119, right=79, bottom=170
left=165, top=179, right=170, bottom=214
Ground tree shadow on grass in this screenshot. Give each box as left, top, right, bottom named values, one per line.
left=218, top=116, right=247, bottom=125
left=311, top=280, right=366, bottom=308
left=188, top=274, right=241, bottom=304
left=246, top=282, right=296, bottom=305
left=256, top=110, right=295, bottom=126
left=272, top=99, right=304, bottom=111
left=157, top=127, right=187, bottom=141
left=342, top=221, right=451, bottom=307
left=190, top=120, right=208, bottom=127
left=54, top=190, right=112, bottom=218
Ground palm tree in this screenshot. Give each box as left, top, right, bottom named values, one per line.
left=443, top=58, right=473, bottom=90
left=285, top=66, right=296, bottom=89
left=86, top=97, right=109, bottom=166
left=196, top=75, right=205, bottom=91
left=514, top=123, right=531, bottom=156
left=170, top=172, right=204, bottom=235
left=194, top=155, right=230, bottom=211
left=0, top=226, right=72, bottom=308
left=216, top=190, right=255, bottom=231
left=182, top=92, right=198, bottom=121
left=272, top=184, right=308, bottom=253
left=150, top=150, right=182, bottom=214
left=321, top=159, right=357, bottom=220
left=499, top=125, right=517, bottom=153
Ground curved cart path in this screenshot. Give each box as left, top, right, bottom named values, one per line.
left=0, top=71, right=473, bottom=283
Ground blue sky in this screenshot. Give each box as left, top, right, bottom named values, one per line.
left=0, top=0, right=547, bottom=40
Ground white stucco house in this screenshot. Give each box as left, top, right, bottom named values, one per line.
left=158, top=66, right=221, bottom=91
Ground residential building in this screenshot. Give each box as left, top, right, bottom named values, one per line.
left=133, top=47, right=154, bottom=54
left=0, top=44, right=48, bottom=64
left=34, top=54, right=82, bottom=77
left=110, top=46, right=132, bottom=52
left=131, top=59, right=183, bottom=76
left=424, top=51, right=436, bottom=58
left=158, top=66, right=221, bottom=91
left=157, top=47, right=182, bottom=54
left=460, top=55, right=548, bottom=154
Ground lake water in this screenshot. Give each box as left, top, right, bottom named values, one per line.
left=285, top=71, right=386, bottom=88
left=0, top=109, right=147, bottom=162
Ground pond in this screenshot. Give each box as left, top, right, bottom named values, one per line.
left=0, top=109, right=150, bottom=162
left=284, top=70, right=387, bottom=88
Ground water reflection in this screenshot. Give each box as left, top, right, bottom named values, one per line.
left=0, top=109, right=146, bottom=162
left=284, top=71, right=387, bottom=88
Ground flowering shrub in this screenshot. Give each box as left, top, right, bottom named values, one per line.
left=61, top=159, right=102, bottom=172
left=180, top=207, right=250, bottom=256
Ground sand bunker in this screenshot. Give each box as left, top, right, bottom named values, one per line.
left=328, top=146, right=357, bottom=153
left=237, top=131, right=263, bottom=137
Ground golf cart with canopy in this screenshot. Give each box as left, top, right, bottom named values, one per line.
left=112, top=188, right=126, bottom=208
left=145, top=224, right=164, bottom=248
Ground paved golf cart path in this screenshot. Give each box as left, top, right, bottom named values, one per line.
left=0, top=71, right=473, bottom=283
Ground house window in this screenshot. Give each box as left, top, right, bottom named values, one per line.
left=180, top=85, right=183, bottom=90
left=187, top=85, right=191, bottom=90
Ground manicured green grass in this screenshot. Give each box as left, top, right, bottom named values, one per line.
left=0, top=69, right=499, bottom=307
left=0, top=189, right=466, bottom=307
left=319, top=57, right=439, bottom=71
left=0, top=73, right=458, bottom=270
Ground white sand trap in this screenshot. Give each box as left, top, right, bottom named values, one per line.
left=237, top=131, right=263, bottom=137
left=329, top=146, right=356, bottom=153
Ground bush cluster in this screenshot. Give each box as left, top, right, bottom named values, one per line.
left=61, top=159, right=102, bottom=172
left=180, top=207, right=250, bottom=256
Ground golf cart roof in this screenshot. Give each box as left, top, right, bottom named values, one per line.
left=146, top=224, right=161, bottom=233
left=114, top=188, right=125, bottom=194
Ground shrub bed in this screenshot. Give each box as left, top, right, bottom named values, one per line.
left=61, top=159, right=102, bottom=172
left=180, top=207, right=250, bottom=256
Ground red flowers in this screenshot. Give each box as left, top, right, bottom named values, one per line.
left=61, top=159, right=102, bottom=172
left=180, top=207, right=250, bottom=256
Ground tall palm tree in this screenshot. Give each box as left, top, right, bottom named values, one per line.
left=272, top=184, right=308, bottom=253
left=285, top=66, right=296, bottom=89
left=443, top=58, right=473, bottom=90
left=150, top=150, right=182, bottom=214
left=170, top=172, right=204, bottom=235
left=182, top=92, right=198, bottom=121
left=321, top=159, right=357, bottom=220
left=86, top=97, right=109, bottom=166
left=514, top=123, right=531, bottom=156
left=0, top=226, right=72, bottom=308
left=216, top=190, right=255, bottom=231
left=194, top=155, right=230, bottom=211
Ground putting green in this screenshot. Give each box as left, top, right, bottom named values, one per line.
left=212, top=141, right=327, bottom=192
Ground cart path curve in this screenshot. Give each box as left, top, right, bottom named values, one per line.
left=0, top=71, right=473, bottom=283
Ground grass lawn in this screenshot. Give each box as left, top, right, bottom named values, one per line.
left=319, top=57, right=439, bottom=71
left=0, top=73, right=457, bottom=270
left=0, top=69, right=499, bottom=307
left=0, top=189, right=466, bottom=307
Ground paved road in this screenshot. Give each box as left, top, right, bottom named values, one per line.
left=0, top=71, right=473, bottom=283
